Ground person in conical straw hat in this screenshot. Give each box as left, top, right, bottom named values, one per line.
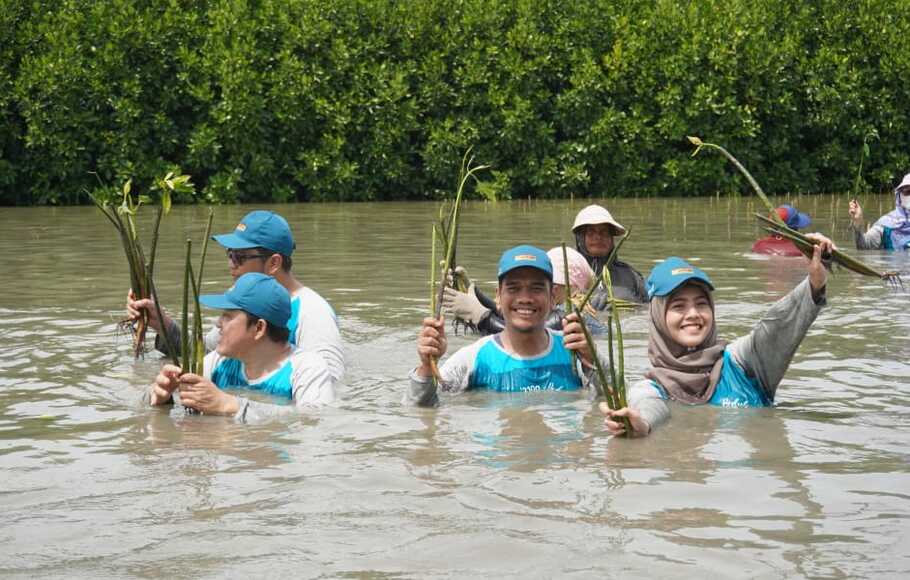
left=571, top=204, right=647, bottom=305
left=442, top=204, right=646, bottom=332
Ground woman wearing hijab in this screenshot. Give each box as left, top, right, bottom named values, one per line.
left=602, top=233, right=833, bottom=437
left=848, top=173, right=910, bottom=250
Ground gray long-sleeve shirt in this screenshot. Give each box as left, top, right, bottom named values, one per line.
left=850, top=222, right=885, bottom=250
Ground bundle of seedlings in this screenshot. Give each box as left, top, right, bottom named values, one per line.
left=428, top=149, right=490, bottom=382
left=178, top=209, right=215, bottom=375
left=90, top=172, right=195, bottom=357
left=687, top=136, right=902, bottom=288
left=572, top=268, right=632, bottom=436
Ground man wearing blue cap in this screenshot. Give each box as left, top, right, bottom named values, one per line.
left=146, top=272, right=335, bottom=421
left=128, top=210, right=344, bottom=383
left=406, top=245, right=606, bottom=405
left=602, top=233, right=834, bottom=437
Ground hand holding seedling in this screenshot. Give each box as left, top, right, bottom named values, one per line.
left=561, top=312, right=592, bottom=366
left=417, top=316, right=448, bottom=378
left=848, top=199, right=864, bottom=229
left=600, top=402, right=650, bottom=437
left=149, top=364, right=182, bottom=406
left=126, top=289, right=169, bottom=334
left=803, top=233, right=835, bottom=295
left=178, top=374, right=239, bottom=416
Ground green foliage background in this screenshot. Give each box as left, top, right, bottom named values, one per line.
left=2, top=0, right=908, bottom=204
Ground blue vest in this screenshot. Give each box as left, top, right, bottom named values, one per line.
left=210, top=358, right=295, bottom=399
left=469, top=333, right=582, bottom=393
left=288, top=296, right=301, bottom=347
left=651, top=350, right=770, bottom=407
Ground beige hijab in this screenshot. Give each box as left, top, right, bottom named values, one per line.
left=644, top=282, right=727, bottom=404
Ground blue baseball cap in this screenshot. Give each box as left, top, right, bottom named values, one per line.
left=497, top=245, right=553, bottom=281
left=212, top=210, right=296, bottom=256
left=775, top=205, right=811, bottom=230
left=199, top=272, right=291, bottom=328
left=646, top=257, right=714, bottom=299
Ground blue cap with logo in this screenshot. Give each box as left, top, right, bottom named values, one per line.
left=497, top=244, right=553, bottom=281
left=212, top=210, right=296, bottom=256
left=646, top=257, right=714, bottom=299
left=199, top=272, right=291, bottom=328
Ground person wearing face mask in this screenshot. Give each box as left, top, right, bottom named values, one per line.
left=127, top=210, right=344, bottom=383
left=848, top=173, right=910, bottom=250
left=601, top=233, right=833, bottom=437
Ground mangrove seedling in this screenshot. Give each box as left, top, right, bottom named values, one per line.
left=90, top=172, right=195, bottom=357
left=428, top=149, right=490, bottom=382
left=572, top=267, right=631, bottom=436
left=687, top=136, right=901, bottom=287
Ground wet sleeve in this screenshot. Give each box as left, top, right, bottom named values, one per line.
left=727, top=277, right=825, bottom=402
left=851, top=223, right=884, bottom=249
left=234, top=352, right=336, bottom=423
left=403, top=344, right=475, bottom=407
left=154, top=318, right=182, bottom=355
left=298, top=295, right=346, bottom=384
left=627, top=379, right=670, bottom=433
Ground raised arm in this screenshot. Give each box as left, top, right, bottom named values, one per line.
left=729, top=234, right=830, bottom=401
left=848, top=199, right=884, bottom=249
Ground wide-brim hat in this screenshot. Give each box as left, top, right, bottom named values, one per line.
left=895, top=173, right=910, bottom=195
left=571, top=204, right=627, bottom=236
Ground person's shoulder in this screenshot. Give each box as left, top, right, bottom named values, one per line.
left=289, top=348, right=332, bottom=379
left=294, top=287, right=337, bottom=317
left=612, top=259, right=644, bottom=277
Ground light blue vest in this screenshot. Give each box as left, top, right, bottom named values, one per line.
left=210, top=357, right=295, bottom=399
left=288, top=296, right=301, bottom=347
left=469, top=333, right=582, bottom=393
left=651, top=350, right=770, bottom=407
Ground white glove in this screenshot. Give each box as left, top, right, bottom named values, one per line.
left=442, top=284, right=490, bottom=325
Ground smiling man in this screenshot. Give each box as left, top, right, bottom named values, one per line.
left=128, top=210, right=344, bottom=383
left=406, top=245, right=605, bottom=406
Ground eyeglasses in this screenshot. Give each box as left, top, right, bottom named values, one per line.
left=227, top=250, right=271, bottom=266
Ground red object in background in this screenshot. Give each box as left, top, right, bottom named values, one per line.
left=751, top=235, right=804, bottom=257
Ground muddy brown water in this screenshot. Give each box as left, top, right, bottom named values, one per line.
left=1, top=196, right=909, bottom=578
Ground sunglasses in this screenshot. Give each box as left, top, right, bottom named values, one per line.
left=227, top=249, right=271, bottom=266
